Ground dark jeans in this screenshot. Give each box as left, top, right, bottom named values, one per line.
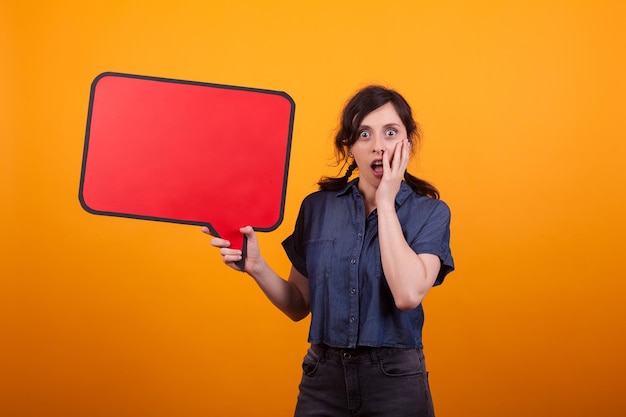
left=294, top=344, right=435, bottom=417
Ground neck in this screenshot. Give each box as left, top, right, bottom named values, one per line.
left=357, top=179, right=377, bottom=215
left=364, top=198, right=377, bottom=216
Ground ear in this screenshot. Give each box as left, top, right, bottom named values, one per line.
left=407, top=136, right=417, bottom=154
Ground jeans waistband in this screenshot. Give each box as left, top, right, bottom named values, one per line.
left=311, top=343, right=418, bottom=363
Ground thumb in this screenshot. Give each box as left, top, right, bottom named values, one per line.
left=239, top=226, right=260, bottom=261
left=240, top=225, right=257, bottom=246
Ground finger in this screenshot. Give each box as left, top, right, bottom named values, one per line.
left=240, top=225, right=257, bottom=244
left=401, top=139, right=410, bottom=167
left=388, top=141, right=403, bottom=172
left=382, top=148, right=391, bottom=173
left=240, top=225, right=255, bottom=235
left=394, top=139, right=408, bottom=170
left=225, top=261, right=244, bottom=272
left=224, top=256, right=244, bottom=271
left=210, top=237, right=231, bottom=248
left=220, top=246, right=242, bottom=255
left=221, top=250, right=243, bottom=261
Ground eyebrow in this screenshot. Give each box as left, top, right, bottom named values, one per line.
left=358, top=122, right=402, bottom=130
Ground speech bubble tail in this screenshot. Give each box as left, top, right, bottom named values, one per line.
left=225, top=230, right=245, bottom=252
left=207, top=224, right=247, bottom=271
left=208, top=224, right=245, bottom=251
left=208, top=223, right=247, bottom=271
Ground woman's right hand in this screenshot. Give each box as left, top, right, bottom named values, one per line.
left=202, top=225, right=310, bottom=321
left=202, top=225, right=264, bottom=275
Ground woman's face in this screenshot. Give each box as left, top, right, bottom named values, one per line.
left=349, top=102, right=408, bottom=192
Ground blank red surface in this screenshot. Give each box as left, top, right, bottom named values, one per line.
left=80, top=73, right=295, bottom=250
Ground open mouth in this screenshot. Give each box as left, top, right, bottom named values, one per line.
left=371, top=160, right=383, bottom=176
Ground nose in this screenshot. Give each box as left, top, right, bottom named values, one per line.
left=372, top=135, right=384, bottom=154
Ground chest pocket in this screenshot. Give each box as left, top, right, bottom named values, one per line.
left=304, top=238, right=335, bottom=282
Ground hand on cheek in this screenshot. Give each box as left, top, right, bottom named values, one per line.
left=387, top=140, right=409, bottom=175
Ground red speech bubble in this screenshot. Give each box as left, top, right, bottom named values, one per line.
left=79, top=72, right=295, bottom=261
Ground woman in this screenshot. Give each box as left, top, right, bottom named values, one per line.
left=203, top=85, right=454, bottom=417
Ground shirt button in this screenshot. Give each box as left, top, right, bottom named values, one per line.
left=343, top=352, right=352, bottom=359
left=349, top=316, right=355, bottom=323
left=357, top=232, right=363, bottom=237
left=350, top=258, right=356, bottom=264
left=350, top=288, right=356, bottom=295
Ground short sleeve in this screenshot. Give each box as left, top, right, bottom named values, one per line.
left=410, top=200, right=455, bottom=286
left=281, top=201, right=309, bottom=278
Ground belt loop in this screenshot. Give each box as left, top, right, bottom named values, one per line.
left=369, top=347, right=379, bottom=364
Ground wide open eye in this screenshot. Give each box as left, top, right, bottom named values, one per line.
left=358, top=130, right=370, bottom=139
left=385, top=128, right=398, bottom=137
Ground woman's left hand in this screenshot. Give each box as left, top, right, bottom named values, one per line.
left=376, top=139, right=410, bottom=206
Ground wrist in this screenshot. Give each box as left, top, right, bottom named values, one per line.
left=246, top=256, right=267, bottom=278
left=375, top=200, right=396, bottom=214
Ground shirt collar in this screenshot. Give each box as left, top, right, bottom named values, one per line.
left=337, top=178, right=359, bottom=197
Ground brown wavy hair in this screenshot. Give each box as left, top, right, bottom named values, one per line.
left=318, top=85, right=439, bottom=199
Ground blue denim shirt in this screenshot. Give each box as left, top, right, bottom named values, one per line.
left=282, top=179, right=454, bottom=349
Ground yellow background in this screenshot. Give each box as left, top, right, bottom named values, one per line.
left=2, top=0, right=625, bottom=416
